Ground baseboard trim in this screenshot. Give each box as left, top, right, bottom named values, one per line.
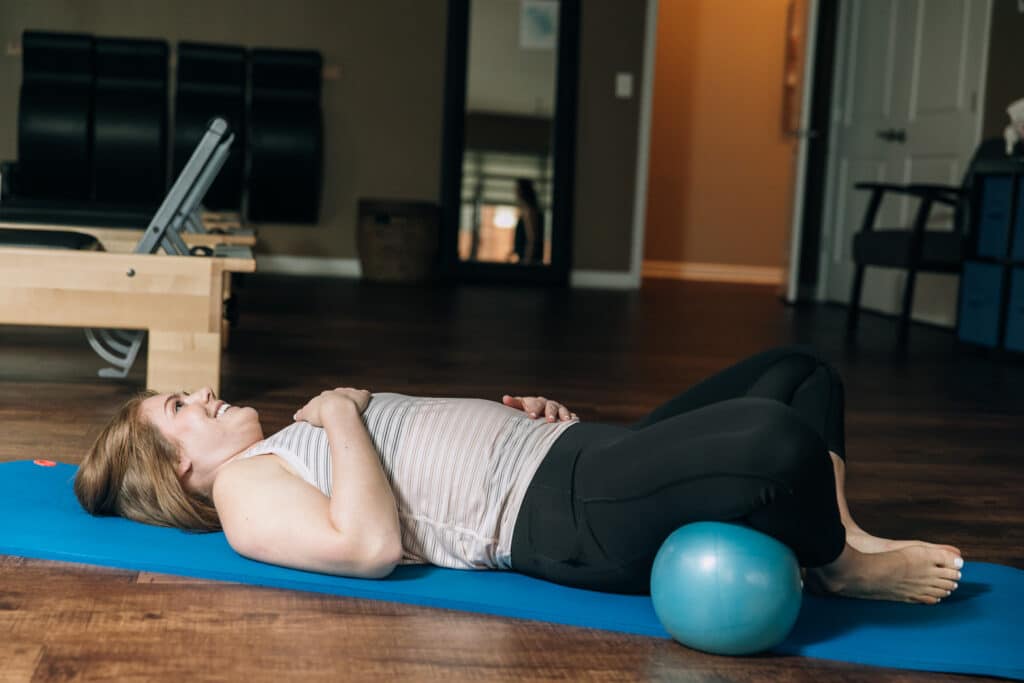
left=569, top=270, right=639, bottom=289
left=642, top=260, right=784, bottom=285
left=257, top=256, right=785, bottom=288
left=255, top=255, right=362, bottom=277
left=255, top=256, right=643, bottom=290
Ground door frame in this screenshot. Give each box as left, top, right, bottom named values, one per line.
left=784, top=0, right=821, bottom=303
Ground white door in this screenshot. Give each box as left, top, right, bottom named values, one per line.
left=819, top=0, right=991, bottom=327
left=783, top=0, right=818, bottom=304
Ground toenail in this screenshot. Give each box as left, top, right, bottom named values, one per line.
left=957, top=571, right=962, bottom=580
left=954, top=557, right=964, bottom=569
left=946, top=590, right=951, bottom=596
left=953, top=582, right=958, bottom=589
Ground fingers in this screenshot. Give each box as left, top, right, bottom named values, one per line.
left=504, top=395, right=579, bottom=422
left=542, top=400, right=577, bottom=422
left=528, top=397, right=545, bottom=417
left=527, top=399, right=544, bottom=418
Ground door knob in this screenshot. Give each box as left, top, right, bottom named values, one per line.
left=876, top=128, right=907, bottom=143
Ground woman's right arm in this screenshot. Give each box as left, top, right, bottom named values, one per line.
left=213, top=455, right=400, bottom=578
left=317, top=395, right=403, bottom=562
left=212, top=389, right=402, bottom=579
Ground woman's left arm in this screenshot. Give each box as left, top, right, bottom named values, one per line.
left=502, top=395, right=578, bottom=422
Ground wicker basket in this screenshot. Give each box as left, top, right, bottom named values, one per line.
left=356, top=199, right=440, bottom=283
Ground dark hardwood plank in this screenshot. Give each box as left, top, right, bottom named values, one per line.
left=1, top=275, right=1020, bottom=682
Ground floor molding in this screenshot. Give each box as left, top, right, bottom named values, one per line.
left=255, top=255, right=362, bottom=278
left=256, top=256, right=642, bottom=290
left=256, top=256, right=786, bottom=289
left=642, top=260, right=784, bottom=285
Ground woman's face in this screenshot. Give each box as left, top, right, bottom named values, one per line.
left=140, top=387, right=264, bottom=492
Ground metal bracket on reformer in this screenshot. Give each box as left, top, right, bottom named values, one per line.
left=135, top=118, right=235, bottom=255
left=85, top=117, right=235, bottom=379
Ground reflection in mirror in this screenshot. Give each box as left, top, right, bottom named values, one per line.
left=458, top=0, right=559, bottom=267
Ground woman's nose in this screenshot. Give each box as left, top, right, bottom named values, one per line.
left=187, top=387, right=215, bottom=404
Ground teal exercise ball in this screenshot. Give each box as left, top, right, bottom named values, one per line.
left=649, top=522, right=803, bottom=656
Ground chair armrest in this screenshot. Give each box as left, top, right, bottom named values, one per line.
left=854, top=181, right=961, bottom=206
left=854, top=182, right=909, bottom=192
left=906, top=183, right=964, bottom=195
left=906, top=183, right=964, bottom=206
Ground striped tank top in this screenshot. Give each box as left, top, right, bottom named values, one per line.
left=237, top=392, right=579, bottom=570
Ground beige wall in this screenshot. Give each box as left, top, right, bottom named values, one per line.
left=643, top=0, right=797, bottom=269
left=982, top=0, right=1024, bottom=140
left=573, top=0, right=648, bottom=271
left=0, top=0, right=650, bottom=273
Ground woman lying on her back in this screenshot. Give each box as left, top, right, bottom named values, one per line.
left=75, top=345, right=963, bottom=603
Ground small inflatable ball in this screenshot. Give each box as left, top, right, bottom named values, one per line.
left=650, top=522, right=803, bottom=655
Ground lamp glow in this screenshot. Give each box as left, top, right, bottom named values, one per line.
left=494, top=206, right=518, bottom=229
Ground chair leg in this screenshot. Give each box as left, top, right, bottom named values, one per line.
left=897, top=267, right=919, bottom=347
left=846, top=263, right=866, bottom=341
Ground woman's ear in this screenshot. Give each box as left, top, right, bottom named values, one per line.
left=175, top=455, right=192, bottom=480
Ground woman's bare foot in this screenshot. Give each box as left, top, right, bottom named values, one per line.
left=844, top=526, right=962, bottom=557
left=806, top=542, right=963, bottom=604
left=828, top=452, right=963, bottom=558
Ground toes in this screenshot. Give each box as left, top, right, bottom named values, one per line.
left=933, top=543, right=962, bottom=556
left=933, top=566, right=962, bottom=582
left=928, top=548, right=963, bottom=569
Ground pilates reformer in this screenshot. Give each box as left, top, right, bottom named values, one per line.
left=0, top=118, right=255, bottom=394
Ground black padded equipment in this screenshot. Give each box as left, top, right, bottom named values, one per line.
left=247, top=48, right=323, bottom=223
left=0, top=194, right=152, bottom=228
left=0, top=228, right=101, bottom=251
left=15, top=31, right=94, bottom=201
left=92, top=37, right=169, bottom=207
left=173, top=42, right=246, bottom=210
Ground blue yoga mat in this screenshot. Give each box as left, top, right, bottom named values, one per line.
left=1, top=460, right=1020, bottom=680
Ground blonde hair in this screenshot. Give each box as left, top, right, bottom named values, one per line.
left=74, top=391, right=222, bottom=532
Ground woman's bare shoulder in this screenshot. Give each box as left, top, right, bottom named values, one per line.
left=216, top=453, right=301, bottom=492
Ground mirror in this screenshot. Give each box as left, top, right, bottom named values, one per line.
left=440, top=0, right=579, bottom=285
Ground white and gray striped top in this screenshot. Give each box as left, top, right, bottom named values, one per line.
left=237, top=392, right=580, bottom=570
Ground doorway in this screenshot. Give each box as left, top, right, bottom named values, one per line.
left=817, top=0, right=991, bottom=327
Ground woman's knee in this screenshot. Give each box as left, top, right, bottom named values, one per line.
left=783, top=345, right=843, bottom=384
left=744, top=399, right=830, bottom=477
left=764, top=345, right=845, bottom=399
left=764, top=343, right=828, bottom=368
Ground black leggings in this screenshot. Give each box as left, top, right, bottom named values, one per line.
left=509, top=344, right=849, bottom=595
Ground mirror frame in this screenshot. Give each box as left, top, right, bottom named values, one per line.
left=439, top=0, right=580, bottom=286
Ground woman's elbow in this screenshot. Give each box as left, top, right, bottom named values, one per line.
left=364, top=546, right=402, bottom=578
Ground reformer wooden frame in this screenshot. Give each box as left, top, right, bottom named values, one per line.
left=0, top=245, right=254, bottom=394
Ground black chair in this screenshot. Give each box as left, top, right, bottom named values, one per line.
left=247, top=48, right=323, bottom=223
left=12, top=30, right=94, bottom=200
left=92, top=37, right=169, bottom=207
left=173, top=42, right=247, bottom=211
left=846, top=139, right=1007, bottom=346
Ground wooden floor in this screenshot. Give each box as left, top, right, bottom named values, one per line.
left=1, top=274, right=1021, bottom=682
